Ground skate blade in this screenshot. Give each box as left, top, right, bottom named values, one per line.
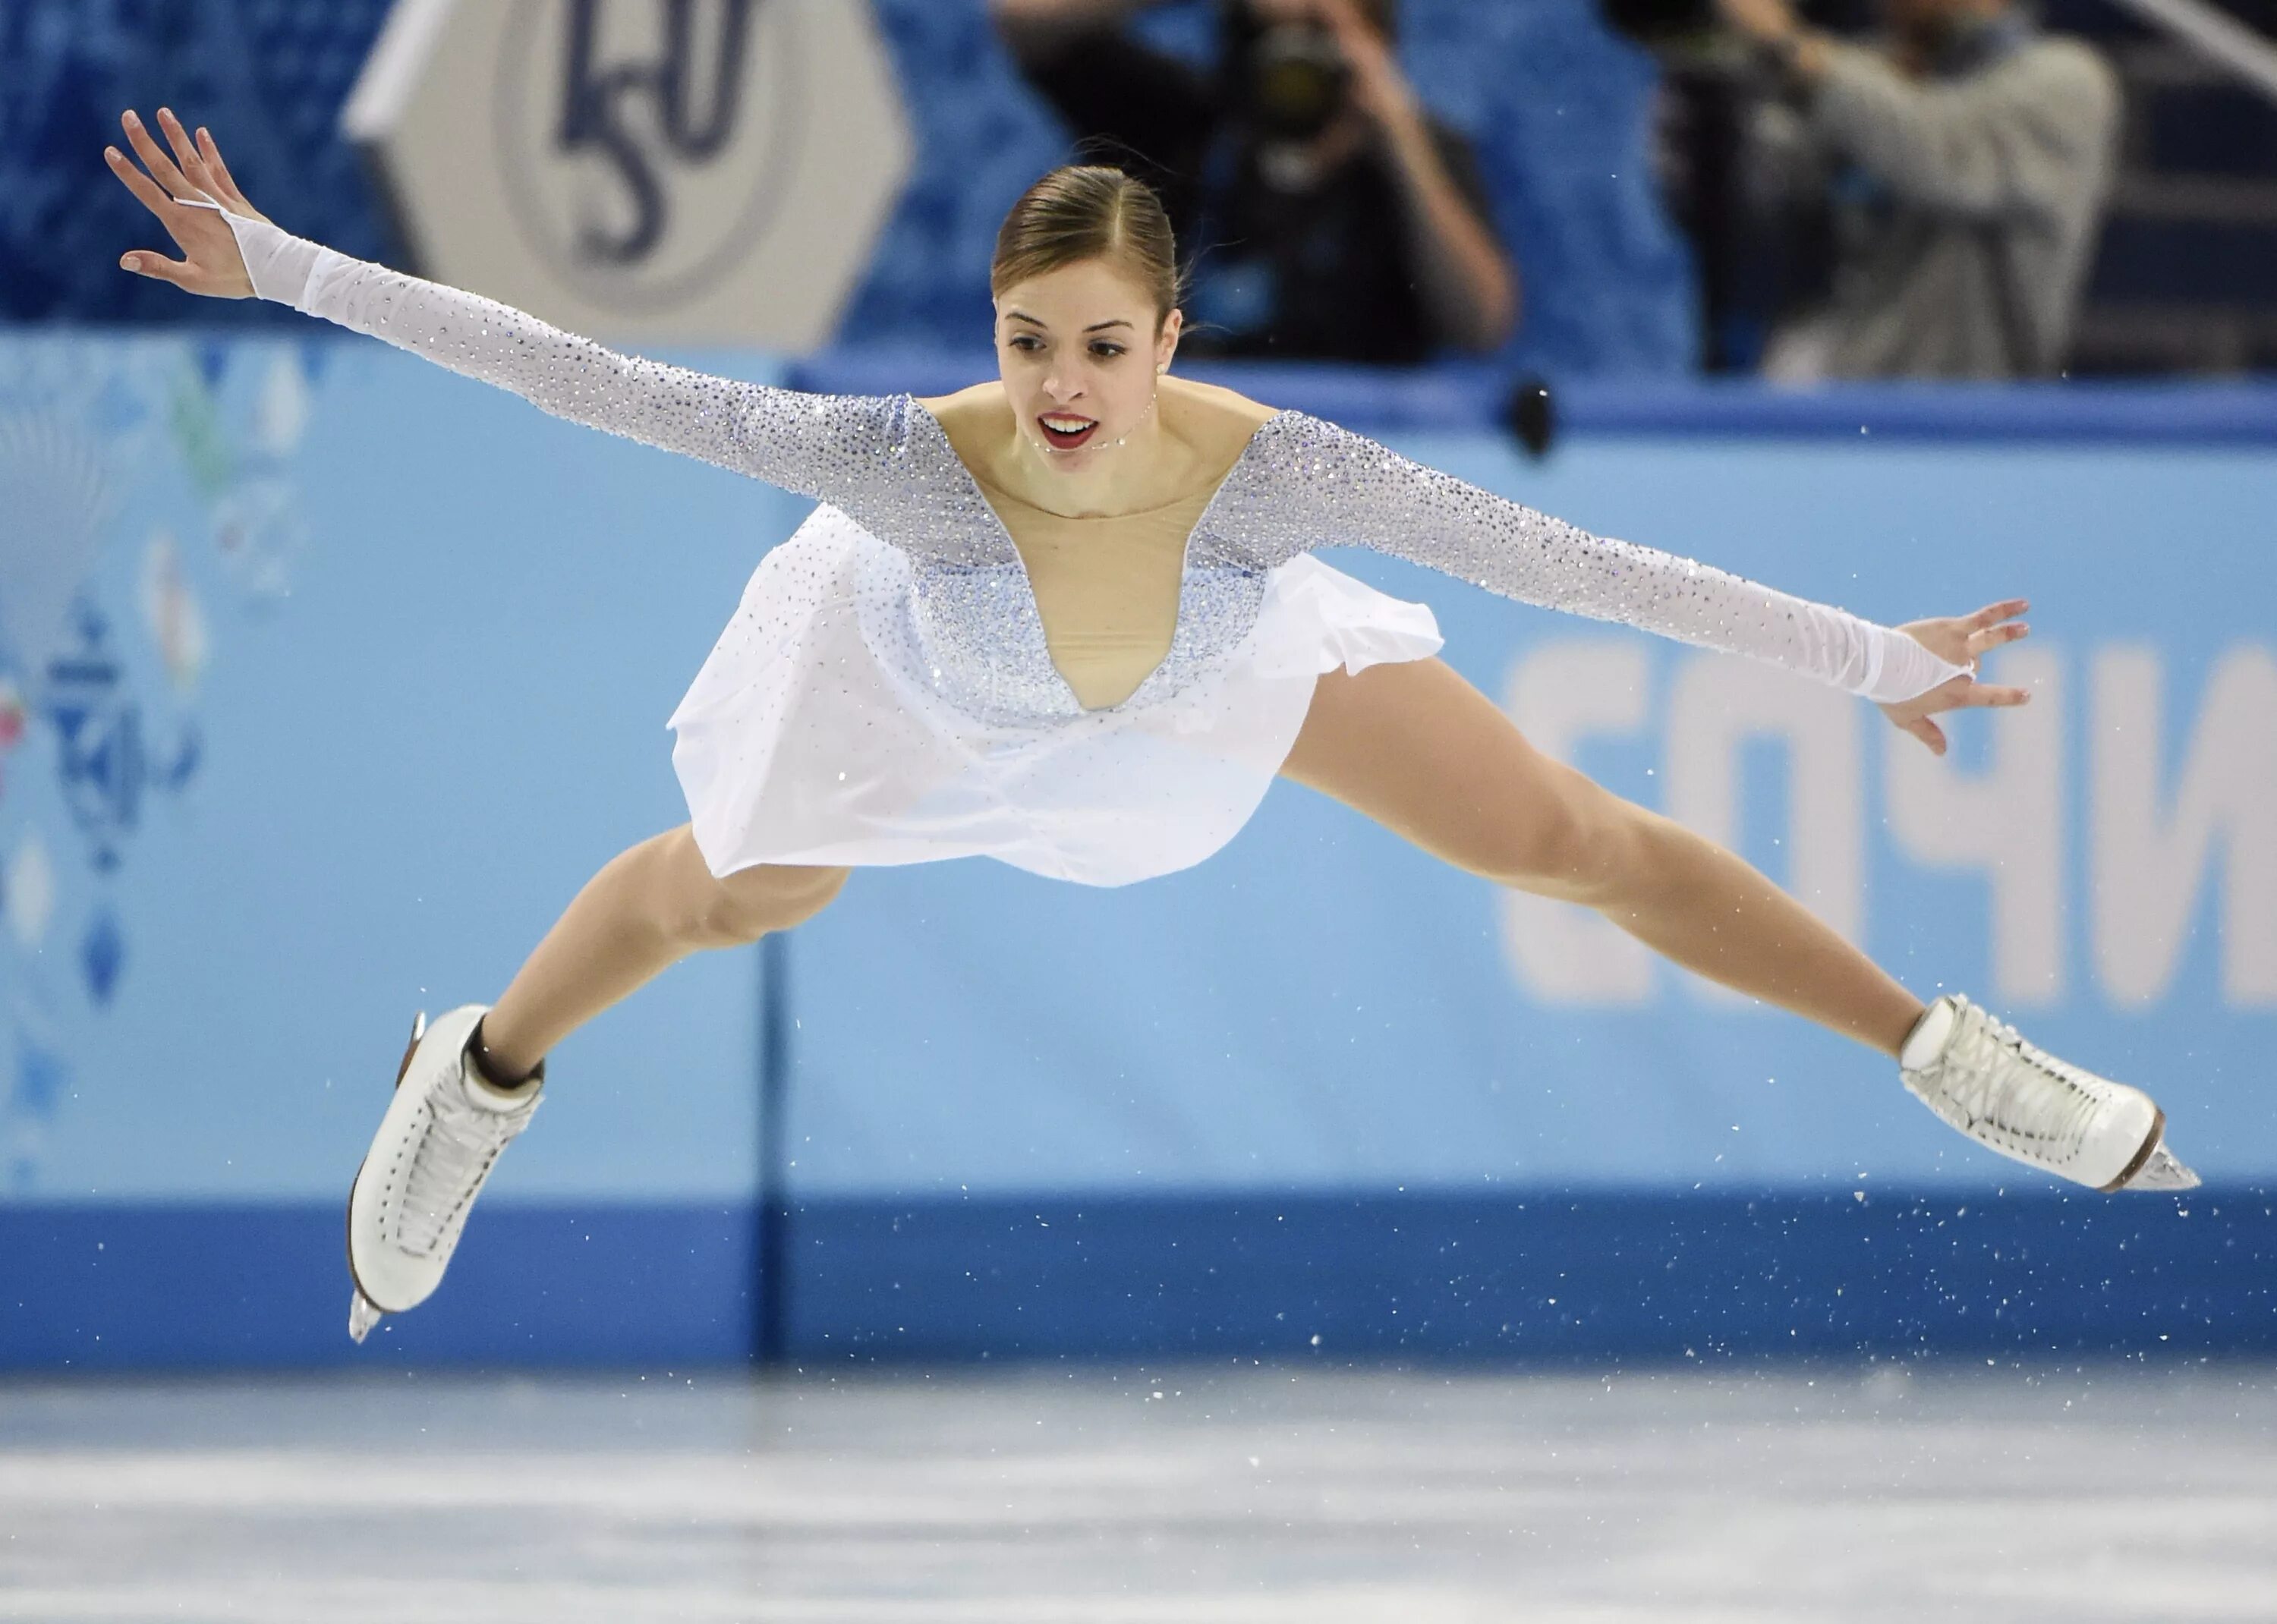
left=394, top=1010, right=428, bottom=1090
left=2122, top=1141, right=2202, bottom=1191
left=348, top=1289, right=385, bottom=1344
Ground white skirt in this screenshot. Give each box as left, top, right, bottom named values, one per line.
left=667, top=506, right=1444, bottom=888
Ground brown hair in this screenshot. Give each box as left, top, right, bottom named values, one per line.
left=990, top=165, right=1183, bottom=327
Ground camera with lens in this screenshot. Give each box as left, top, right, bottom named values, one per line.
left=1247, top=23, right=1350, bottom=141
left=1220, top=0, right=1402, bottom=143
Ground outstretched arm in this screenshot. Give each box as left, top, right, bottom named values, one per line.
left=1242, top=414, right=2023, bottom=747
left=106, top=109, right=905, bottom=501
left=1316, top=0, right=1517, bottom=351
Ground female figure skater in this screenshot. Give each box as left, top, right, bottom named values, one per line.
left=104, top=109, right=2194, bottom=1342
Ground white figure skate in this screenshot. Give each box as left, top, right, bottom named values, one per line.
left=1899, top=994, right=2198, bottom=1191
left=346, top=1005, right=541, bottom=1342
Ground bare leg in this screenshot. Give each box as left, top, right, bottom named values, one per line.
left=477, top=826, right=848, bottom=1079
left=1280, top=659, right=1922, bottom=1056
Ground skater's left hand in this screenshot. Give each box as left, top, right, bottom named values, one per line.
left=1879, top=599, right=2032, bottom=755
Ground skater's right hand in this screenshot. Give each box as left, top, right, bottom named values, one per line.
left=106, top=109, right=266, bottom=298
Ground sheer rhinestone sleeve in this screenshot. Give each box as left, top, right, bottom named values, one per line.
left=1220, top=414, right=1968, bottom=705
left=214, top=210, right=907, bottom=502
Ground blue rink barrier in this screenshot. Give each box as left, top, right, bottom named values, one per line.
left=2, top=1203, right=757, bottom=1368
left=5, top=1188, right=2272, bottom=1368
left=3, top=331, right=2275, bottom=1369
left=792, top=348, right=2277, bottom=442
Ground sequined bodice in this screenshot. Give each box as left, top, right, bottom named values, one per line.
left=832, top=400, right=1271, bottom=720
left=216, top=208, right=1970, bottom=718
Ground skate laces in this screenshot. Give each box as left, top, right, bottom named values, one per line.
left=1920, top=1002, right=2106, bottom=1157
left=395, top=1064, right=533, bottom=1256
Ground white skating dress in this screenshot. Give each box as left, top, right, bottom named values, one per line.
left=220, top=213, right=1968, bottom=887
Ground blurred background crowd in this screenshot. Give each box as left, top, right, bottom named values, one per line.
left=4, top=0, right=2274, bottom=379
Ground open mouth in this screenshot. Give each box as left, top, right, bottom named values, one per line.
left=1038, top=413, right=1100, bottom=451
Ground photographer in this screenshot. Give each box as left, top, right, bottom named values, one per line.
left=991, top=0, right=1518, bottom=361
left=1717, top=0, right=2120, bottom=379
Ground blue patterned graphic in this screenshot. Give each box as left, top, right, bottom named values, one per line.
left=79, top=908, right=125, bottom=1006
left=0, top=334, right=317, bottom=1188
left=46, top=603, right=143, bottom=873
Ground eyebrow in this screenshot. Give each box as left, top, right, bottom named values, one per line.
left=1006, top=311, right=1135, bottom=333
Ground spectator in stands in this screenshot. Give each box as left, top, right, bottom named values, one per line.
left=1716, top=0, right=2120, bottom=379
left=991, top=0, right=1517, bottom=361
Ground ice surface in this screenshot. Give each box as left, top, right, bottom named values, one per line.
left=2, top=1363, right=2272, bottom=1621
